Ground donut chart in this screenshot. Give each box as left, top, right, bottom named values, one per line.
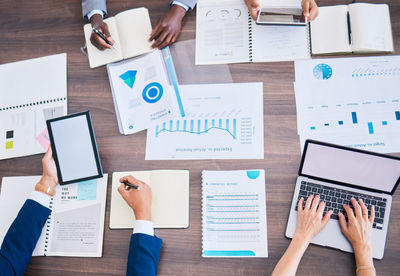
left=142, top=82, right=163, bottom=104
left=313, top=63, right=333, bottom=80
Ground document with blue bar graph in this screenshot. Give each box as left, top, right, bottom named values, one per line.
left=294, top=78, right=400, bottom=153
left=201, top=170, right=268, bottom=258
left=145, top=82, right=264, bottom=160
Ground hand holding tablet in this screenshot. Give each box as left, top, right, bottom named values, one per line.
left=46, top=111, right=103, bottom=185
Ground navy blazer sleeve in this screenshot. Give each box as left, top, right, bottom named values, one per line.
left=126, top=233, right=163, bottom=276
left=0, top=199, right=50, bottom=276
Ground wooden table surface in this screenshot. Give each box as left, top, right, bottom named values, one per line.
left=0, top=0, right=399, bottom=275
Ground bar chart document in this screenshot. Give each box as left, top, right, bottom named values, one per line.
left=201, top=170, right=268, bottom=258
left=145, top=82, right=264, bottom=160
left=295, top=78, right=400, bottom=153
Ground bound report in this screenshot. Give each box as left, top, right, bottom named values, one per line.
left=201, top=170, right=268, bottom=257
left=0, top=175, right=108, bottom=257
left=110, top=170, right=189, bottom=229
left=310, top=3, right=393, bottom=55
left=83, top=7, right=153, bottom=68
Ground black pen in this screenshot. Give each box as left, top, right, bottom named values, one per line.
left=92, top=27, right=116, bottom=50
left=121, top=181, right=140, bottom=190
left=346, top=12, right=352, bottom=46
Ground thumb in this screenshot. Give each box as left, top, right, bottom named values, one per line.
left=302, top=1, right=310, bottom=17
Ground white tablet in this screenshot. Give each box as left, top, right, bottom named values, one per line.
left=46, top=111, right=103, bottom=185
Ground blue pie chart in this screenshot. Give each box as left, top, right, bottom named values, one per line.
left=313, top=64, right=333, bottom=80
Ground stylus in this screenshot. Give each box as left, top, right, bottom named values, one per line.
left=121, top=181, right=140, bottom=190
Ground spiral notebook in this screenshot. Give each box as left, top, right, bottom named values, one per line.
left=201, top=170, right=268, bottom=257
left=0, top=53, right=67, bottom=160
left=195, top=0, right=310, bottom=64
left=0, top=175, right=108, bottom=257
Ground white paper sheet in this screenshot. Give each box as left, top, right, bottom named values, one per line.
left=145, top=82, right=264, bottom=160
left=201, top=170, right=268, bottom=258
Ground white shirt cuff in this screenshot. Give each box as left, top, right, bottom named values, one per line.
left=133, top=220, right=154, bottom=236
left=29, top=191, right=51, bottom=209
left=87, top=9, right=104, bottom=20
left=172, top=1, right=189, bottom=11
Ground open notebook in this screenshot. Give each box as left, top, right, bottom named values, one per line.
left=0, top=175, right=108, bottom=257
left=310, top=3, right=393, bottom=55
left=83, top=7, right=153, bottom=68
left=110, top=170, right=189, bottom=229
left=0, top=53, right=67, bottom=160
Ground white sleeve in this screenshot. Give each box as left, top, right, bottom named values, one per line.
left=133, top=220, right=154, bottom=236
left=28, top=191, right=51, bottom=209
left=172, top=1, right=189, bottom=11
left=87, top=9, right=104, bottom=20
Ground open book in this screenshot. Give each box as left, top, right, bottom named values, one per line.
left=110, top=170, right=189, bottom=229
left=310, top=3, right=393, bottom=55
left=0, top=175, right=108, bottom=257
left=83, top=7, right=153, bottom=68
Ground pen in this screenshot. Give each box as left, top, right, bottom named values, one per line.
left=92, top=27, right=116, bottom=50
left=121, top=181, right=140, bottom=190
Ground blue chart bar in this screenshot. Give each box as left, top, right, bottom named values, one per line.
left=226, top=119, right=229, bottom=130
left=183, top=120, right=187, bottom=131
left=190, top=120, right=194, bottom=132
left=205, top=120, right=208, bottom=131
left=352, top=112, right=358, bottom=124
left=338, top=121, right=343, bottom=125
left=310, top=126, right=316, bottom=130
left=155, top=125, right=159, bottom=137
left=212, top=119, right=215, bottom=127
left=219, top=119, right=222, bottom=127
left=169, top=120, right=173, bottom=131
left=197, top=120, right=201, bottom=133
left=233, top=119, right=237, bottom=139
left=176, top=120, right=180, bottom=130
left=324, top=123, right=329, bottom=126
left=368, top=122, right=374, bottom=134
left=382, top=121, right=387, bottom=126
left=162, top=122, right=166, bottom=130
left=396, top=111, right=400, bottom=120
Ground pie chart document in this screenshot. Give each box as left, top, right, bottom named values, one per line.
left=145, top=82, right=264, bottom=160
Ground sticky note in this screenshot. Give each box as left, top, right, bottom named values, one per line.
left=6, top=130, right=13, bottom=139
left=77, top=179, right=98, bottom=200
left=6, top=141, right=13, bottom=149
left=36, top=128, right=50, bottom=150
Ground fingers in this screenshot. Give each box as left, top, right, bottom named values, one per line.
left=343, top=203, right=356, bottom=221
left=297, top=197, right=304, bottom=212
left=304, top=195, right=313, bottom=209
left=119, top=175, right=143, bottom=186
left=250, top=8, right=259, bottom=21
left=101, top=24, right=115, bottom=44
left=149, top=20, right=162, bottom=42
left=351, top=198, right=362, bottom=218
left=310, top=195, right=320, bottom=212
left=316, top=200, right=325, bottom=217
left=308, top=4, right=319, bottom=21
left=338, top=212, right=348, bottom=233
left=157, top=33, right=174, bottom=50
left=152, top=28, right=170, bottom=49
left=302, top=0, right=310, bottom=18
left=90, top=33, right=112, bottom=50
left=321, top=209, right=333, bottom=227
left=359, top=199, right=368, bottom=219
left=43, top=146, right=52, bottom=161
left=369, top=205, right=375, bottom=224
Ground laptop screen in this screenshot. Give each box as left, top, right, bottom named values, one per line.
left=300, top=141, right=400, bottom=193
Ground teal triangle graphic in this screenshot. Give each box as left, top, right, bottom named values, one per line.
left=119, top=70, right=137, bottom=88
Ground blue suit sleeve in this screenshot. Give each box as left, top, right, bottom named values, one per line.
left=0, top=199, right=51, bottom=276
left=126, top=233, right=163, bottom=276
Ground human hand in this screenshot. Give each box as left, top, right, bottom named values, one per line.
left=90, top=14, right=115, bottom=50
left=149, top=5, right=186, bottom=49
left=339, top=198, right=374, bottom=254
left=301, top=0, right=319, bottom=21
left=294, top=195, right=332, bottom=244
left=36, top=147, right=58, bottom=196
left=118, top=176, right=152, bottom=221
left=245, top=0, right=260, bottom=21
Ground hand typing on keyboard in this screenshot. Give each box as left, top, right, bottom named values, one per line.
left=338, top=198, right=376, bottom=276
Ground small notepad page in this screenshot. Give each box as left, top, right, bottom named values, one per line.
left=201, top=170, right=268, bottom=257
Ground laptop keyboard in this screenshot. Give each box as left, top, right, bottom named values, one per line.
left=295, top=181, right=387, bottom=230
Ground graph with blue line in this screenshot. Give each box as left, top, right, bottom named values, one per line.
left=155, top=118, right=237, bottom=139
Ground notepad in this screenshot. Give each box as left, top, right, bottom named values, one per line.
left=310, top=3, right=393, bottom=55
left=0, top=53, right=67, bottom=160
left=110, top=170, right=190, bottom=229
left=201, top=170, right=268, bottom=257
left=83, top=7, right=153, bottom=68
left=0, top=175, right=108, bottom=257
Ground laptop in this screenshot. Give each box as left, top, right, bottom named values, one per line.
left=286, top=140, right=400, bottom=259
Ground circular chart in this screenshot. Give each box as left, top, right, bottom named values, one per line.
left=142, top=82, right=163, bottom=104
left=313, top=63, right=333, bottom=80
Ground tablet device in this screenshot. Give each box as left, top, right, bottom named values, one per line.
left=46, top=111, right=103, bottom=185
left=256, top=8, right=307, bottom=26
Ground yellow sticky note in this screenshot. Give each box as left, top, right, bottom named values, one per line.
left=6, top=141, right=13, bottom=149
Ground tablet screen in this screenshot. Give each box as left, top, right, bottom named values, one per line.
left=47, top=111, right=102, bottom=184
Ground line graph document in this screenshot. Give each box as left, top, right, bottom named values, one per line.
left=145, top=83, right=264, bottom=160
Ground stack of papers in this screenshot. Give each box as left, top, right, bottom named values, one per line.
left=294, top=56, right=400, bottom=153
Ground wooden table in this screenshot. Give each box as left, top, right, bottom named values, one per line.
left=0, top=0, right=399, bottom=275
